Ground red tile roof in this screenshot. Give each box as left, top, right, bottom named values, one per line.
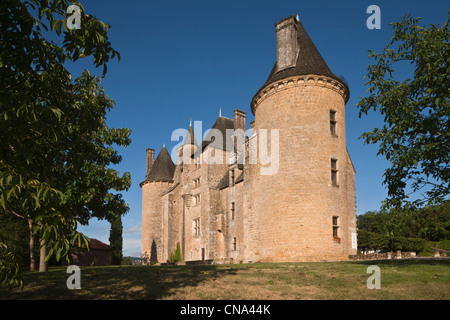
left=74, top=238, right=110, bottom=251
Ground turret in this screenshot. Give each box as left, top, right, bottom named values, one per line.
left=244, top=15, right=356, bottom=262
left=141, top=145, right=175, bottom=264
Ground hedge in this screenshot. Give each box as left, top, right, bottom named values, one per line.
left=358, top=230, right=427, bottom=253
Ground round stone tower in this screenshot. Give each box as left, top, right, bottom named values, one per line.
left=140, top=145, right=175, bottom=264
left=246, top=15, right=356, bottom=262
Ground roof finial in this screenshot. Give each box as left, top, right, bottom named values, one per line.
left=219, top=107, right=222, bottom=117
left=163, top=143, right=165, bottom=148
left=296, top=14, right=299, bottom=21
left=189, top=117, right=192, bottom=127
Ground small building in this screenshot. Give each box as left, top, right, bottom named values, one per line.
left=71, top=238, right=111, bottom=266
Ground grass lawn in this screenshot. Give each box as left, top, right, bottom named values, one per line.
left=1, top=258, right=449, bottom=300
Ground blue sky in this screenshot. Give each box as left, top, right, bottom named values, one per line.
left=66, top=0, right=449, bottom=257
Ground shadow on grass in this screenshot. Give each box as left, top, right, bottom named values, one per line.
left=1, top=264, right=240, bottom=300
left=2, top=258, right=448, bottom=300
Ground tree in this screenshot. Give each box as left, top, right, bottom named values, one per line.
left=169, top=242, right=182, bottom=263
left=0, top=214, right=29, bottom=269
left=109, top=213, right=123, bottom=266
left=357, top=202, right=450, bottom=241
left=0, top=0, right=126, bottom=286
left=356, top=11, right=450, bottom=208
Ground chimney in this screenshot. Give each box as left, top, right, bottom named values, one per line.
left=233, top=109, right=246, bottom=163
left=275, top=15, right=299, bottom=72
left=146, top=148, right=155, bottom=177
left=233, top=109, right=246, bottom=132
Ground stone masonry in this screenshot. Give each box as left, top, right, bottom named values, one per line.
left=140, top=15, right=357, bottom=264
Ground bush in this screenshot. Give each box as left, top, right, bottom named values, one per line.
left=358, top=230, right=427, bottom=253
left=418, top=242, right=434, bottom=256
left=121, top=257, right=133, bottom=265
left=387, top=236, right=426, bottom=252
left=169, top=242, right=182, bottom=263
left=357, top=230, right=388, bottom=252
left=436, top=239, right=450, bottom=251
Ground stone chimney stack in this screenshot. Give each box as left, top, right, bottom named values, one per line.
left=275, top=15, right=299, bottom=72
left=146, top=148, right=155, bottom=177
left=233, top=109, right=246, bottom=132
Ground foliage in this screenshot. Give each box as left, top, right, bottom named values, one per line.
left=436, top=239, right=450, bottom=251
left=356, top=11, right=450, bottom=208
left=121, top=257, right=133, bottom=265
left=109, top=214, right=123, bottom=265
left=357, top=202, right=450, bottom=241
left=169, top=242, right=182, bottom=263
left=0, top=0, right=128, bottom=285
left=357, top=229, right=427, bottom=253
left=0, top=213, right=30, bottom=269
left=0, top=241, right=23, bottom=288
left=418, top=242, right=434, bottom=257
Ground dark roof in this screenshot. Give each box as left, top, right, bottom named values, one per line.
left=216, top=172, right=230, bottom=190
left=193, top=116, right=235, bottom=157
left=252, top=15, right=349, bottom=112
left=146, top=146, right=175, bottom=182
left=89, top=239, right=110, bottom=251
left=265, top=17, right=340, bottom=86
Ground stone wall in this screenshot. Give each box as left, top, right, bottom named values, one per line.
left=141, top=180, right=173, bottom=264
left=350, top=251, right=417, bottom=260
left=245, top=75, right=356, bottom=262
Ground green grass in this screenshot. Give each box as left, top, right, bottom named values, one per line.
left=1, top=259, right=449, bottom=300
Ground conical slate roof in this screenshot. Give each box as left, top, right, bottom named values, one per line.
left=146, top=145, right=175, bottom=182
left=252, top=15, right=349, bottom=112
left=193, top=116, right=235, bottom=157
left=264, top=17, right=340, bottom=86
left=183, top=125, right=197, bottom=146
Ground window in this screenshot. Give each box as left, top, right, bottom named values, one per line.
left=331, top=159, right=338, bottom=186
left=332, top=216, right=340, bottom=241
left=194, top=156, right=201, bottom=170
left=194, top=178, right=201, bottom=188
left=193, top=194, right=201, bottom=206
left=330, top=110, right=337, bottom=135
left=232, top=237, right=237, bottom=251
left=193, top=218, right=200, bottom=237
left=231, top=169, right=235, bottom=186
left=231, top=202, right=235, bottom=220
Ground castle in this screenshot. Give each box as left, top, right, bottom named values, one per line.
left=141, top=15, right=357, bottom=264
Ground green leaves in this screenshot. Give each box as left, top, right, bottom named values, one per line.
left=0, top=242, right=24, bottom=289
left=0, top=0, right=129, bottom=286
left=356, top=10, right=450, bottom=208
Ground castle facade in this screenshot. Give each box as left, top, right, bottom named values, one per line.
left=141, top=15, right=357, bottom=264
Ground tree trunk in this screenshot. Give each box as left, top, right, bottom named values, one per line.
left=28, top=219, right=36, bottom=271
left=39, top=238, right=48, bottom=273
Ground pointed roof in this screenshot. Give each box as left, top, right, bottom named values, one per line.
left=146, top=145, right=175, bottom=182
left=252, top=15, right=349, bottom=112
left=183, top=125, right=197, bottom=146
left=192, top=116, right=235, bottom=157
left=264, top=17, right=340, bottom=86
